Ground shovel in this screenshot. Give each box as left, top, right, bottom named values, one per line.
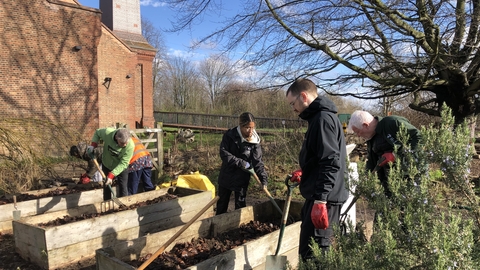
left=92, top=159, right=127, bottom=208
left=251, top=172, right=283, bottom=216
left=12, top=195, right=21, bottom=220
left=265, top=175, right=298, bottom=270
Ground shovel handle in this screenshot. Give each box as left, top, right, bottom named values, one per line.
left=252, top=172, right=274, bottom=196
left=92, top=159, right=106, bottom=179
left=251, top=172, right=283, bottom=215
left=273, top=175, right=298, bottom=256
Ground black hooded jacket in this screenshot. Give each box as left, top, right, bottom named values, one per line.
left=217, top=127, right=268, bottom=192
left=298, top=97, right=348, bottom=203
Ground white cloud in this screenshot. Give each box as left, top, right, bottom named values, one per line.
left=140, top=0, right=167, bottom=8
left=168, top=48, right=204, bottom=60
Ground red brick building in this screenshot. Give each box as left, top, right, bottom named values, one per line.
left=0, top=0, right=156, bottom=138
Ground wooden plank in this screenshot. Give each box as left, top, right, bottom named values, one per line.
left=13, top=221, right=48, bottom=269
left=185, top=223, right=301, bottom=270
left=97, top=249, right=137, bottom=270
left=13, top=187, right=213, bottom=270
left=95, top=200, right=304, bottom=270
left=138, top=138, right=157, bottom=143
left=45, top=208, right=215, bottom=270
left=102, top=204, right=256, bottom=261
left=133, top=128, right=162, bottom=133
left=44, top=191, right=212, bottom=250
left=0, top=188, right=105, bottom=233
left=155, top=122, right=163, bottom=174
left=16, top=188, right=170, bottom=225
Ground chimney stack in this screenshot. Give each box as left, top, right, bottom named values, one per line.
left=100, top=0, right=142, bottom=35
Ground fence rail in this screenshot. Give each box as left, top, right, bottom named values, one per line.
left=154, top=111, right=307, bottom=130
left=154, top=111, right=351, bottom=131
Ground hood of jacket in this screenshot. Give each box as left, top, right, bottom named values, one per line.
left=236, top=126, right=261, bottom=144
left=299, top=97, right=338, bottom=121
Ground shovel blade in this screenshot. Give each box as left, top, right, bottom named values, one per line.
left=265, top=255, right=287, bottom=270
left=13, top=210, right=21, bottom=220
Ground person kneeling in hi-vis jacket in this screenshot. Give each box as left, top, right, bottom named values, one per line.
left=128, top=137, right=155, bottom=195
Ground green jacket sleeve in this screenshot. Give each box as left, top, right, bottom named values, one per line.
left=111, top=139, right=134, bottom=176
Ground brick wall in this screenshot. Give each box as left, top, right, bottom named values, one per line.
left=97, top=27, right=136, bottom=127
left=0, top=0, right=102, bottom=137
left=0, top=0, right=156, bottom=138
left=136, top=51, right=155, bottom=128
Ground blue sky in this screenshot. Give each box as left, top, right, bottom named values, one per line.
left=78, top=0, right=236, bottom=60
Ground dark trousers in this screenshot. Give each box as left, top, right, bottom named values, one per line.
left=299, top=199, right=342, bottom=261
left=102, top=166, right=128, bottom=201
left=128, top=167, right=154, bottom=195
left=215, top=185, right=247, bottom=215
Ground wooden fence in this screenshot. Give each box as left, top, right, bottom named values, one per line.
left=154, top=111, right=351, bottom=130
left=130, top=123, right=163, bottom=177
left=154, top=111, right=307, bottom=130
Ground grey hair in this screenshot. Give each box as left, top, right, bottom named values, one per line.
left=347, top=110, right=374, bottom=132
left=115, top=128, right=131, bottom=144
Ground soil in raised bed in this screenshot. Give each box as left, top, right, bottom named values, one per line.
left=131, top=220, right=283, bottom=269
left=36, top=193, right=178, bottom=227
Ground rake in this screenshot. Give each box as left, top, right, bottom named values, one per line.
left=92, top=158, right=127, bottom=208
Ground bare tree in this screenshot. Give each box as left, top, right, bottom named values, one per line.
left=165, top=0, right=480, bottom=125
left=161, top=56, right=202, bottom=111
left=142, top=18, right=167, bottom=110
left=198, top=54, right=234, bottom=110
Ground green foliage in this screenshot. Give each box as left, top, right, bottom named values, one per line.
left=299, top=106, right=480, bottom=269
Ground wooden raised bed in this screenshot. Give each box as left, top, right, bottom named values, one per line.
left=12, top=187, right=214, bottom=270
left=0, top=185, right=104, bottom=233
left=96, top=199, right=304, bottom=270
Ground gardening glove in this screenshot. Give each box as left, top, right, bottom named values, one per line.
left=80, top=173, right=91, bottom=184
left=311, top=201, right=329, bottom=230
left=243, top=162, right=255, bottom=175
left=378, top=152, right=395, bottom=167
left=290, top=169, right=302, bottom=183
left=105, top=172, right=114, bottom=186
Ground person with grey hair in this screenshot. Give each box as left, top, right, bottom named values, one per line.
left=215, top=112, right=269, bottom=215
left=87, top=127, right=134, bottom=200
left=347, top=110, right=422, bottom=198
left=286, top=78, right=348, bottom=262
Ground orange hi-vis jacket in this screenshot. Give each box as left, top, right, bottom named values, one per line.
left=130, top=137, right=150, bottom=164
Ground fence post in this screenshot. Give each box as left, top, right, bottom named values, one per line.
left=156, top=122, right=164, bottom=177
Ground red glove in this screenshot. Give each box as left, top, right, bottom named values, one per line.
left=311, top=201, right=329, bottom=229
left=378, top=152, right=395, bottom=167
left=290, top=169, right=302, bottom=183
left=105, top=172, right=114, bottom=186
left=80, top=173, right=90, bottom=184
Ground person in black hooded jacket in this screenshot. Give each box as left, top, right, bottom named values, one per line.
left=215, top=112, right=268, bottom=215
left=286, top=78, right=348, bottom=261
